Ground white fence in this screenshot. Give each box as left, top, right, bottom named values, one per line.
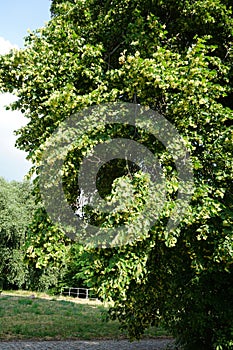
left=60, top=287, right=97, bottom=300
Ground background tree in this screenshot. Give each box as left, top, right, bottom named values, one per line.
left=0, top=176, right=86, bottom=293
left=0, top=0, right=233, bottom=348
left=0, top=178, right=34, bottom=289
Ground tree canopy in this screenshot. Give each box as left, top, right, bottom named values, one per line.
left=0, top=0, right=233, bottom=348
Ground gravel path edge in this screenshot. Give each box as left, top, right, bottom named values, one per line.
left=0, top=339, right=176, bottom=349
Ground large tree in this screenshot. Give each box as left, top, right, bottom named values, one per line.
left=0, top=0, right=233, bottom=348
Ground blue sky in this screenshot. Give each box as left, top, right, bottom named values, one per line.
left=0, top=0, right=51, bottom=48
left=0, top=0, right=51, bottom=181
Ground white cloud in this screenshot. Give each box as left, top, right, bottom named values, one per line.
left=0, top=36, right=18, bottom=55
left=0, top=37, right=30, bottom=181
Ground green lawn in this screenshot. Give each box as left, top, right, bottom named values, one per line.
left=0, top=291, right=168, bottom=341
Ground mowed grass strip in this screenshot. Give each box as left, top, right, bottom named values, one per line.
left=0, top=292, right=168, bottom=341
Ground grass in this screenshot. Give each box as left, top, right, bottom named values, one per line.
left=0, top=290, right=169, bottom=341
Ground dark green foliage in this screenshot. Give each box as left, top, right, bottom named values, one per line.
left=25, top=207, right=89, bottom=292
left=0, top=178, right=34, bottom=289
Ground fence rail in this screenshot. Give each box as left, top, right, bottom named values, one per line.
left=60, top=287, right=97, bottom=300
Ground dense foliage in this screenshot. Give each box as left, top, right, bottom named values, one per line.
left=0, top=0, right=233, bottom=348
left=0, top=178, right=33, bottom=288
left=25, top=207, right=87, bottom=292
left=0, top=176, right=86, bottom=292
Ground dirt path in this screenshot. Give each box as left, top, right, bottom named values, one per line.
left=0, top=339, right=176, bottom=349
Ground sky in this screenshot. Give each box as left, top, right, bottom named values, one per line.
left=0, top=0, right=51, bottom=181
